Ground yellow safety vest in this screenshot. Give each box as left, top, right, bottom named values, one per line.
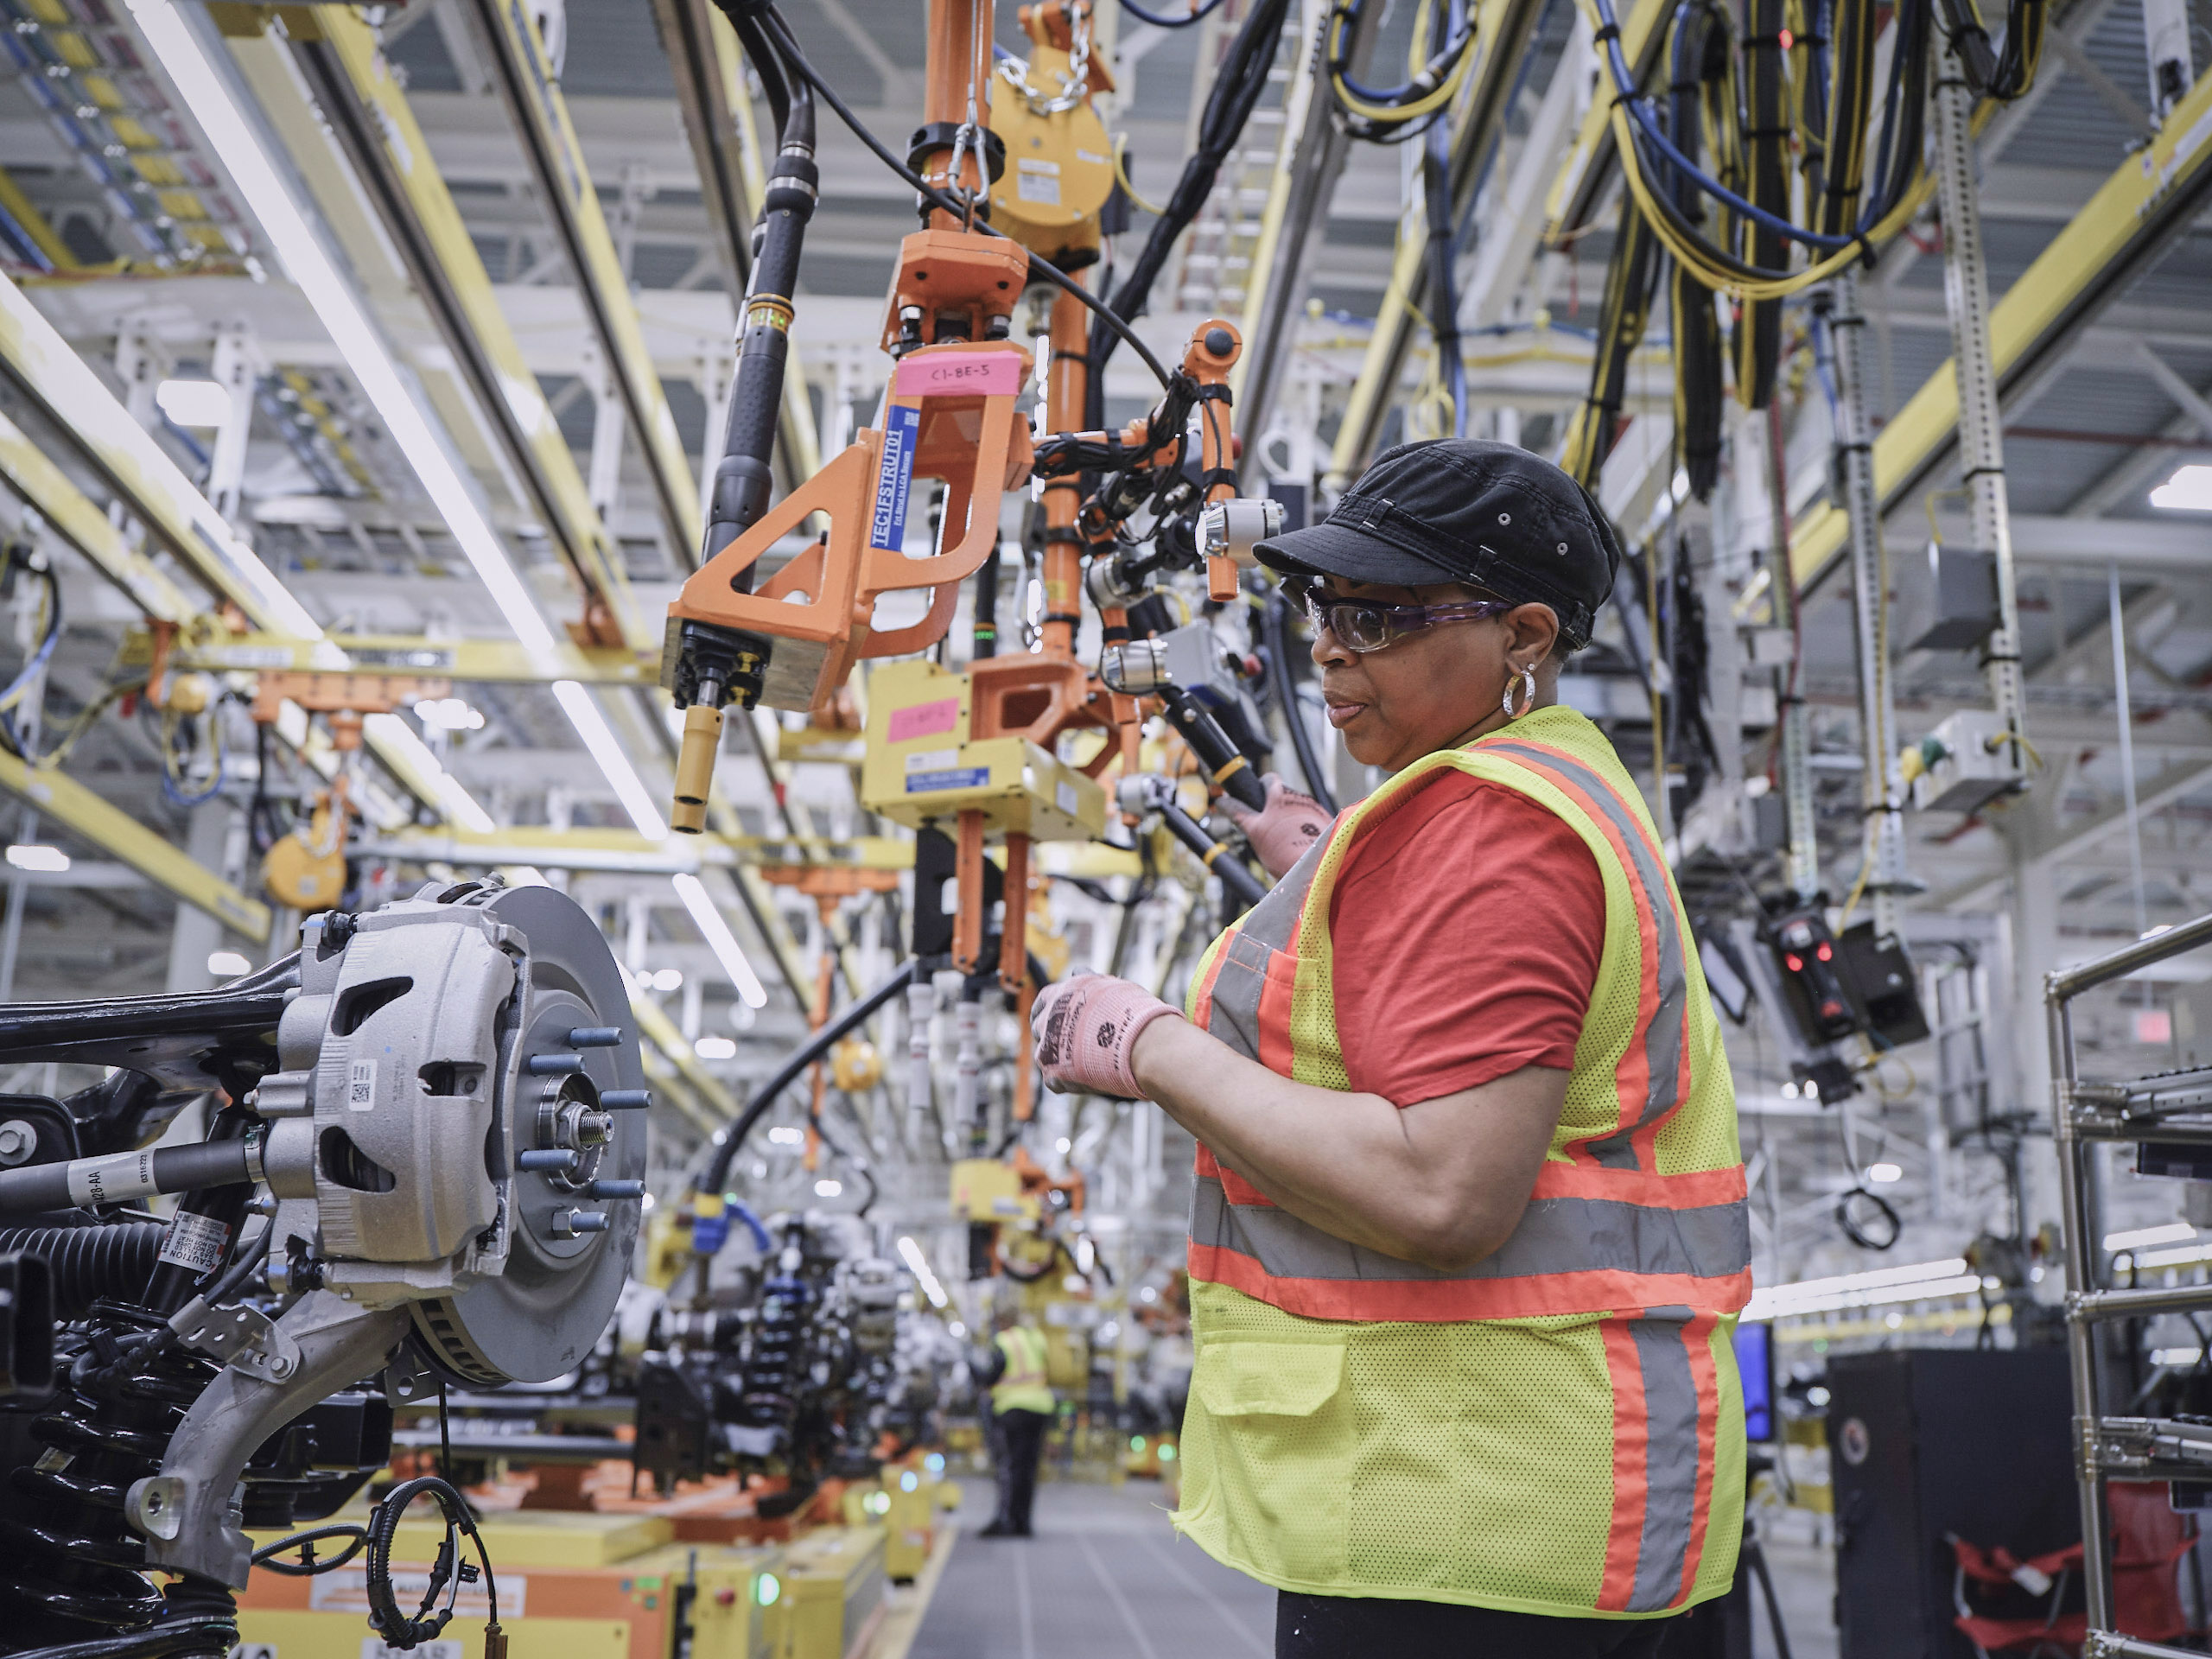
left=1173, top=704, right=1749, bottom=1619
left=992, top=1325, right=1054, bottom=1416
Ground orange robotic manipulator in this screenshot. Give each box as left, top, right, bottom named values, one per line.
left=659, top=0, right=1277, bottom=1031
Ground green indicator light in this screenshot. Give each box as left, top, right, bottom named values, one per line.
left=1159, top=1444, right=1177, bottom=1461
left=1129, top=1436, right=1145, bottom=1452
left=757, top=1573, right=782, bottom=1607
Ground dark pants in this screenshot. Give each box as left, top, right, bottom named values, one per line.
left=1277, top=1592, right=1678, bottom=1658
left=989, top=1407, right=1047, bottom=1534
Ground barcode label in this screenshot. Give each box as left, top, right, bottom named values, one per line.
left=156, top=1210, right=230, bottom=1273
left=346, top=1059, right=377, bottom=1111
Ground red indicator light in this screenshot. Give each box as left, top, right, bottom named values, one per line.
left=1785, top=954, right=1803, bottom=973
left=1779, top=28, right=1795, bottom=47
left=1816, top=942, right=1833, bottom=962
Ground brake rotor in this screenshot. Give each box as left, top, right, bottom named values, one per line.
left=410, top=884, right=646, bottom=1384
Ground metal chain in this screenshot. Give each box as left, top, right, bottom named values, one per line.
left=999, top=0, right=1093, bottom=116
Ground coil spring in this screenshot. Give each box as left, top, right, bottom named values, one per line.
left=0, top=1300, right=218, bottom=1639
left=736, top=1273, right=812, bottom=1429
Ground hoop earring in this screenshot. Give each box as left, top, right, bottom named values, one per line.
left=1502, top=664, right=1536, bottom=721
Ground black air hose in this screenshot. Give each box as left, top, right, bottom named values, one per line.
left=0, top=1224, right=163, bottom=1318
left=1262, top=594, right=1338, bottom=816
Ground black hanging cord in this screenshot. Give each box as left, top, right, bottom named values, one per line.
left=363, top=1476, right=501, bottom=1654
left=1090, top=0, right=1294, bottom=376
left=1262, top=593, right=1338, bottom=816
left=699, top=959, right=918, bottom=1194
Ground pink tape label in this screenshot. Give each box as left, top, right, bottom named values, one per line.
left=888, top=697, right=961, bottom=743
left=892, top=352, right=1025, bottom=398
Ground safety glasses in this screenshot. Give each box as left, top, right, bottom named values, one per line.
left=1288, top=581, right=1514, bottom=653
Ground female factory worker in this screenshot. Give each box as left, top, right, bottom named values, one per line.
left=1033, top=439, right=1750, bottom=1659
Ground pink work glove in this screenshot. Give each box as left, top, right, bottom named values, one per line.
left=1032, top=970, right=1180, bottom=1097
left=1221, top=772, right=1334, bottom=880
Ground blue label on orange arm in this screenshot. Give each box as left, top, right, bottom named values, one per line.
left=872, top=404, right=919, bottom=552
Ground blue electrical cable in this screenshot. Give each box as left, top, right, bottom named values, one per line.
left=1591, top=0, right=1901, bottom=255
left=1330, top=0, right=1476, bottom=105
left=1118, top=0, right=1231, bottom=24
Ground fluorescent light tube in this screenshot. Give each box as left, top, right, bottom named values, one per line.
left=671, top=870, right=766, bottom=1008
left=124, top=0, right=557, bottom=657
left=551, top=681, right=668, bottom=839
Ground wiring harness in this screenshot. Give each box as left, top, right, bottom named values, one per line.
left=1561, top=0, right=2044, bottom=493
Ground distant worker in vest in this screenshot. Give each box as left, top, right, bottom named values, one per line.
left=1033, top=440, right=1750, bottom=1657
left=975, top=1306, right=1054, bottom=1538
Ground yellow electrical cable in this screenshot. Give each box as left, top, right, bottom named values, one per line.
left=1326, top=0, right=1478, bottom=123
left=1110, top=133, right=1165, bottom=218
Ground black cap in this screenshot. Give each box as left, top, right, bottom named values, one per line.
left=1255, top=439, right=1624, bottom=651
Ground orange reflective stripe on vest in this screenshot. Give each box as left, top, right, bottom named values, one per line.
left=1598, top=1306, right=1725, bottom=1612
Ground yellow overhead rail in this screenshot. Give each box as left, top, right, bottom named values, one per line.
left=0, top=270, right=447, bottom=817
left=1541, top=0, right=1671, bottom=244
left=244, top=8, right=652, bottom=652
left=629, top=990, right=741, bottom=1132
left=0, top=747, right=270, bottom=941
left=0, top=271, right=318, bottom=640
left=0, top=409, right=197, bottom=625
left=121, top=630, right=653, bottom=688
left=463, top=0, right=704, bottom=560
left=1788, top=65, right=2212, bottom=592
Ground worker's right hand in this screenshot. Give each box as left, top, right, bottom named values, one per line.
left=1032, top=970, right=1180, bottom=1098
left=1220, top=772, right=1334, bottom=879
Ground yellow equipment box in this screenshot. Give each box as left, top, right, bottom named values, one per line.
left=861, top=658, right=1106, bottom=840
left=236, top=1514, right=781, bottom=1659
left=950, top=1157, right=1037, bottom=1222
left=778, top=1525, right=887, bottom=1659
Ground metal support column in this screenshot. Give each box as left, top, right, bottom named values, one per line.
left=1935, top=38, right=2030, bottom=766
left=163, top=798, right=236, bottom=992
left=206, top=322, right=254, bottom=524
left=1829, top=272, right=1910, bottom=935
left=1755, top=403, right=1819, bottom=902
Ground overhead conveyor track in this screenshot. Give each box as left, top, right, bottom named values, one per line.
left=274, top=9, right=651, bottom=652
left=461, top=0, right=705, bottom=563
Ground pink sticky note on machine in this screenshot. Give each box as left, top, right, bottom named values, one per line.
left=888, top=697, right=962, bottom=742
left=892, top=352, right=1026, bottom=398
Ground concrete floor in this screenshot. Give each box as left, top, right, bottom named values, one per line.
left=902, top=1479, right=1847, bottom=1659
left=907, top=1478, right=1274, bottom=1659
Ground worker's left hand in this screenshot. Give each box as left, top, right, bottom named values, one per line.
left=1032, top=970, right=1180, bottom=1098
left=1220, top=772, right=1334, bottom=879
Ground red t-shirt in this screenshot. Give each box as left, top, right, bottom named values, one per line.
left=1326, top=772, right=1606, bottom=1106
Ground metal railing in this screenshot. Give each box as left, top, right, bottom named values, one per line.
left=2048, top=907, right=2212, bottom=1659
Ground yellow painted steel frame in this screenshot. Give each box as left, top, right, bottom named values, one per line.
left=308, top=10, right=651, bottom=650
left=124, top=628, right=653, bottom=687
left=0, top=274, right=448, bottom=817
left=1787, top=66, right=2212, bottom=593
left=0, top=747, right=270, bottom=940
left=467, top=0, right=704, bottom=559
left=0, top=168, right=79, bottom=273
left=1541, top=0, right=1671, bottom=242
left=0, top=272, right=312, bottom=638
left=0, top=410, right=196, bottom=624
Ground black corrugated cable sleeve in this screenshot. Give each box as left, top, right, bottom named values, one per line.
left=1671, top=264, right=1725, bottom=501
left=1420, top=118, right=1466, bottom=439
left=1560, top=198, right=1661, bottom=488
left=1815, top=0, right=1877, bottom=238
left=1262, top=594, right=1338, bottom=816
left=1090, top=0, right=1294, bottom=372
left=1734, top=0, right=1789, bottom=410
